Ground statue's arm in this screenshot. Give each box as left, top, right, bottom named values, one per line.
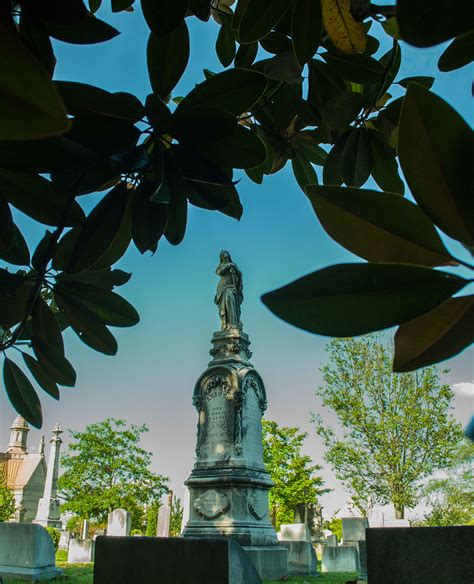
left=216, top=263, right=231, bottom=275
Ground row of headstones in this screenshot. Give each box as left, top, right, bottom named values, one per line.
left=68, top=502, right=173, bottom=564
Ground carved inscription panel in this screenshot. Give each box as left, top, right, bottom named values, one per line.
left=199, top=376, right=234, bottom=461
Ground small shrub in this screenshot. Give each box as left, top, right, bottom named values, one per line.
left=130, top=529, right=143, bottom=536
left=46, top=526, right=60, bottom=551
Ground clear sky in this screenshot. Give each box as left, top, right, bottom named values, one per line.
left=1, top=5, right=472, bottom=519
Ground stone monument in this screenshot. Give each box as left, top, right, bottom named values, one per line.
left=107, top=509, right=131, bottom=537
left=182, top=251, right=288, bottom=580
left=157, top=493, right=172, bottom=537
left=33, top=424, right=63, bottom=528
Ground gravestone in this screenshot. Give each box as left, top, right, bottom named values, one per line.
left=157, top=493, right=172, bottom=537
left=279, top=523, right=317, bottom=576
left=0, top=523, right=62, bottom=581
left=68, top=539, right=95, bottom=563
left=182, top=252, right=287, bottom=580
left=366, top=526, right=474, bottom=583
left=82, top=519, right=89, bottom=539
left=326, top=534, right=337, bottom=547
left=58, top=530, right=71, bottom=551
left=94, top=536, right=262, bottom=584
left=280, top=523, right=312, bottom=542
left=382, top=518, right=410, bottom=527
left=358, top=540, right=367, bottom=579
left=107, top=509, right=131, bottom=537
left=321, top=545, right=359, bottom=573
left=342, top=517, right=368, bottom=543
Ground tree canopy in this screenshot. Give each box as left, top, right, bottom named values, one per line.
left=0, top=471, right=16, bottom=522
left=58, top=418, right=169, bottom=522
left=313, top=336, right=464, bottom=518
left=0, top=0, right=472, bottom=426
left=263, top=418, right=328, bottom=528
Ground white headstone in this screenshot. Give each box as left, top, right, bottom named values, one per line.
left=367, top=507, right=384, bottom=527
left=180, top=488, right=190, bottom=535
left=157, top=504, right=171, bottom=537
left=383, top=518, right=410, bottom=528
left=58, top=530, right=71, bottom=551
left=67, top=539, right=95, bottom=563
left=82, top=519, right=89, bottom=540
left=107, top=509, right=131, bottom=536
left=280, top=523, right=312, bottom=542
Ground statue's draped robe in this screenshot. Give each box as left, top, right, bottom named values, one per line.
left=214, top=262, right=243, bottom=329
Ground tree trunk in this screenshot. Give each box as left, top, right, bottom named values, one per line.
left=394, top=504, right=404, bottom=519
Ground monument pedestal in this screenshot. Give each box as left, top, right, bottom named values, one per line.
left=183, top=327, right=288, bottom=580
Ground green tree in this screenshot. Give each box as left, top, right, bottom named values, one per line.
left=1, top=1, right=472, bottom=427
left=313, top=336, right=464, bottom=519
left=169, top=497, right=184, bottom=537
left=58, top=418, right=169, bottom=523
left=145, top=501, right=159, bottom=536
left=263, top=419, right=328, bottom=529
left=0, top=473, right=16, bottom=522
left=422, top=440, right=474, bottom=526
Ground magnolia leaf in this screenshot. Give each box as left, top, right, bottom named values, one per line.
left=0, top=195, right=13, bottom=253
left=370, top=130, right=404, bottom=195
left=291, top=0, right=322, bottom=66
left=186, top=181, right=243, bottom=220
left=235, top=42, right=258, bottom=68
left=261, top=263, right=468, bottom=337
left=164, top=169, right=187, bottom=245
left=54, top=282, right=139, bottom=328
left=22, top=353, right=60, bottom=400
left=341, top=127, right=372, bottom=187
left=46, top=14, right=120, bottom=44
left=323, top=91, right=364, bottom=130
left=141, top=0, right=188, bottom=38
left=396, top=76, right=434, bottom=89
left=438, top=31, right=474, bottom=72
left=32, top=338, right=76, bottom=387
left=292, top=151, right=318, bottom=191
left=397, top=0, right=473, bottom=48
left=32, top=296, right=64, bottom=354
left=4, top=357, right=43, bottom=428
left=238, top=0, right=291, bottom=44
left=292, top=132, right=327, bottom=165
left=57, top=269, right=131, bottom=290
left=323, top=133, right=349, bottom=186
left=31, top=230, right=53, bottom=271
left=0, top=15, right=70, bottom=140
left=0, top=225, right=30, bottom=266
left=216, top=17, right=236, bottom=67
left=132, top=180, right=168, bottom=253
left=147, top=21, right=190, bottom=101
left=321, top=0, right=367, bottom=54
left=0, top=270, right=30, bottom=328
left=323, top=52, right=384, bottom=83
left=394, top=295, right=474, bottom=372
left=306, top=186, right=457, bottom=266
left=398, top=83, right=473, bottom=246
left=55, top=290, right=118, bottom=355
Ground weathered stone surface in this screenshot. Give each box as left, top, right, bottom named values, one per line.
left=321, top=545, right=359, bottom=573
left=67, top=539, right=95, bottom=563
left=342, top=517, right=368, bottom=543
left=157, top=502, right=171, bottom=537
left=358, top=539, right=367, bottom=579
left=94, top=536, right=262, bottom=584
left=107, top=509, right=131, bottom=537
left=243, top=546, right=288, bottom=581
left=0, top=523, right=61, bottom=581
left=366, top=526, right=474, bottom=584
left=280, top=523, right=312, bottom=542
left=326, top=534, right=338, bottom=547
left=58, top=530, right=70, bottom=550
left=382, top=518, right=410, bottom=527
left=280, top=541, right=318, bottom=575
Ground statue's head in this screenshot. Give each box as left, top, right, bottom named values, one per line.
left=220, top=250, right=231, bottom=262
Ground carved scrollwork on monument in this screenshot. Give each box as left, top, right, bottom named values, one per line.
left=209, top=341, right=252, bottom=359
left=233, top=384, right=247, bottom=456
left=244, top=376, right=267, bottom=413
left=203, top=375, right=233, bottom=401
left=194, top=489, right=230, bottom=520
left=249, top=491, right=268, bottom=520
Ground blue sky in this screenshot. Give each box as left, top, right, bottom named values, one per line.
left=1, top=6, right=472, bottom=518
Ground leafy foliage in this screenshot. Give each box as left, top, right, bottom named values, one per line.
left=58, top=418, right=169, bottom=522
left=422, top=441, right=474, bottom=526
left=262, top=419, right=328, bottom=529
left=46, top=526, right=61, bottom=551
left=0, top=0, right=472, bottom=425
left=313, top=336, right=464, bottom=518
left=0, top=471, right=16, bottom=522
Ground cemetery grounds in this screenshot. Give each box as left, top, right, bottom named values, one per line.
left=4, top=550, right=358, bottom=584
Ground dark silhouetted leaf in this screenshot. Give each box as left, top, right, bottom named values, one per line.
left=291, top=0, right=322, bottom=66
left=164, top=168, right=187, bottom=245
left=32, top=338, right=76, bottom=386
left=0, top=14, right=69, bottom=140
left=323, top=133, right=348, bottom=185
left=19, top=10, right=56, bottom=75
left=0, top=226, right=30, bottom=266
left=68, top=182, right=129, bottom=272
left=145, top=94, right=172, bottom=133
left=396, top=76, right=434, bottom=89
left=341, top=127, right=372, bottom=187
left=57, top=268, right=131, bottom=290
left=54, top=281, right=139, bottom=327
left=323, top=91, right=364, bottom=130
left=46, top=14, right=120, bottom=44
left=370, top=130, right=404, bottom=195
left=260, top=31, right=292, bottom=54
left=22, top=353, right=59, bottom=400
left=31, top=230, right=53, bottom=271
left=306, top=186, right=456, bottom=266
left=4, top=357, right=42, bottom=428
left=55, top=290, right=118, bottom=355
left=141, top=0, right=188, bottom=38
left=176, top=68, right=267, bottom=115
left=147, top=20, right=190, bottom=100
left=235, top=42, right=258, bottom=68
left=438, top=31, right=474, bottom=72
left=398, top=83, right=473, bottom=246
left=112, top=0, right=135, bottom=12
left=292, top=151, right=318, bottom=191
left=397, top=0, right=473, bottom=48
left=66, top=116, right=140, bottom=156
left=264, top=51, right=303, bottom=83
left=261, top=263, right=468, bottom=337
left=132, top=180, right=168, bottom=253
left=216, top=16, right=236, bottom=67
left=324, top=52, right=384, bottom=83
left=239, top=0, right=291, bottom=43
left=0, top=196, right=13, bottom=253
left=0, top=270, right=29, bottom=328
left=393, top=295, right=474, bottom=372
left=32, top=296, right=64, bottom=353
left=189, top=0, right=211, bottom=21
left=186, top=181, right=243, bottom=220
left=0, top=169, right=84, bottom=227
left=291, top=132, right=327, bottom=165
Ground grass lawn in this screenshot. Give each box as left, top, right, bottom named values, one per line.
left=5, top=552, right=359, bottom=583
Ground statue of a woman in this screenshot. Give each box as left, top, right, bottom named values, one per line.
left=214, top=250, right=243, bottom=330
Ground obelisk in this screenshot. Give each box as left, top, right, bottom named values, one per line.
left=182, top=251, right=288, bottom=580
left=34, top=423, right=63, bottom=528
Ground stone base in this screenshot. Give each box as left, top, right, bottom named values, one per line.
left=0, top=565, right=62, bottom=581
left=243, top=545, right=288, bottom=580
left=280, top=541, right=318, bottom=575
left=322, top=545, right=359, bottom=573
